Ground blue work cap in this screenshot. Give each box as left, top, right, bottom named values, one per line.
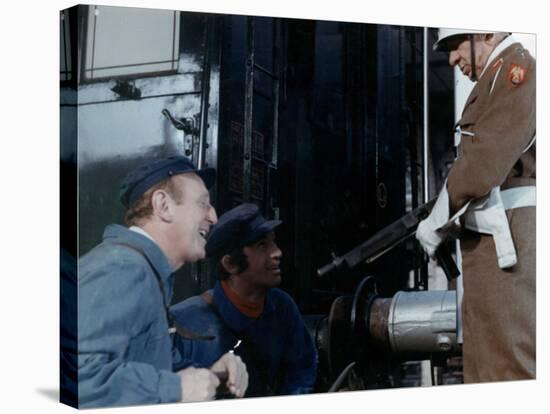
left=119, top=155, right=216, bottom=208
left=206, top=203, right=282, bottom=258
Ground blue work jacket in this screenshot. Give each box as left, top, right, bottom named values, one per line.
left=171, top=281, right=318, bottom=397
left=78, top=225, right=181, bottom=408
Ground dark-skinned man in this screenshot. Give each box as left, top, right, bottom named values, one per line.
left=171, top=203, right=317, bottom=396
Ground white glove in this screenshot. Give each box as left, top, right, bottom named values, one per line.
left=416, top=218, right=443, bottom=258
left=416, top=183, right=452, bottom=258
left=210, top=352, right=248, bottom=398
left=178, top=366, right=220, bottom=402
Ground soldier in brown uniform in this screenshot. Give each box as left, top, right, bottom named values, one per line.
left=416, top=29, right=536, bottom=382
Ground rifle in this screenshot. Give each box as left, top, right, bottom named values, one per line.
left=317, top=199, right=460, bottom=281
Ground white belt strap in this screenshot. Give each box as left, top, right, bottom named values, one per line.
left=464, top=186, right=536, bottom=269
left=501, top=186, right=536, bottom=210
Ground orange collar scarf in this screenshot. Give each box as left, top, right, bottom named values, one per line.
left=221, top=280, right=264, bottom=319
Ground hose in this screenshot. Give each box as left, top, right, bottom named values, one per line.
left=328, top=361, right=357, bottom=392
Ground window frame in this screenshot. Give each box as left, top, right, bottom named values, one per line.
left=78, top=5, right=183, bottom=85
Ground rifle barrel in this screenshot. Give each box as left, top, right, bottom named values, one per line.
left=317, top=199, right=436, bottom=276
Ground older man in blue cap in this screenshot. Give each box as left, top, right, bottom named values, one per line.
left=171, top=203, right=317, bottom=397
left=77, top=156, right=248, bottom=408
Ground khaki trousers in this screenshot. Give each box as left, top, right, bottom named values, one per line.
left=461, top=206, right=536, bottom=382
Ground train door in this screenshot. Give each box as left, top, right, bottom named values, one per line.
left=61, top=5, right=222, bottom=300
left=216, top=16, right=283, bottom=219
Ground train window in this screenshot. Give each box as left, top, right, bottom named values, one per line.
left=60, top=11, right=72, bottom=82
left=84, top=5, right=180, bottom=80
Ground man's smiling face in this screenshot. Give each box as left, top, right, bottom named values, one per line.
left=170, top=173, right=218, bottom=263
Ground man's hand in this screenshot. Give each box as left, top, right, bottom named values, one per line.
left=210, top=352, right=248, bottom=398
left=178, top=367, right=220, bottom=402
left=416, top=182, right=453, bottom=258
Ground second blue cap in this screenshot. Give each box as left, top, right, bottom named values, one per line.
left=206, top=203, right=282, bottom=258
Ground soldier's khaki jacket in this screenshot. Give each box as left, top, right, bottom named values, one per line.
left=450, top=40, right=536, bottom=382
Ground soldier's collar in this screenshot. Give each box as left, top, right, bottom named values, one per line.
left=479, top=35, right=517, bottom=79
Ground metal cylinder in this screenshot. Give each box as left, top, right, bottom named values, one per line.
left=387, top=290, right=458, bottom=354
left=368, top=298, right=392, bottom=346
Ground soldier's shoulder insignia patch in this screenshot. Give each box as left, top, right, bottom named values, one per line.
left=507, top=63, right=527, bottom=87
